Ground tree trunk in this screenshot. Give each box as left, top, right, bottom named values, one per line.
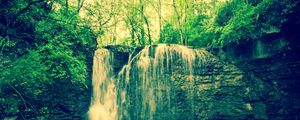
left=126, top=15, right=137, bottom=45
left=140, top=1, right=152, bottom=45
left=144, top=15, right=152, bottom=45
left=77, top=0, right=85, bottom=13
left=158, top=0, right=162, bottom=41
left=66, top=0, right=68, bottom=12
left=172, top=0, right=185, bottom=45
left=184, top=0, right=188, bottom=45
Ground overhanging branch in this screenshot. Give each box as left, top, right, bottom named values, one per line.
left=9, top=0, right=45, bottom=27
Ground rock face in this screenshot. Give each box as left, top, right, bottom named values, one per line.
left=2, top=37, right=299, bottom=119
left=0, top=77, right=91, bottom=120
left=104, top=44, right=269, bottom=120
left=45, top=80, right=91, bottom=120
left=213, top=33, right=300, bottom=119
left=104, top=41, right=300, bottom=119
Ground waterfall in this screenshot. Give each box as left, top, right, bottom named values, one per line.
left=88, top=48, right=117, bottom=120
left=89, top=44, right=209, bottom=120
left=117, top=44, right=209, bottom=120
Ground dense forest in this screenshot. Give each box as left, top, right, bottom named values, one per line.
left=1, top=0, right=300, bottom=119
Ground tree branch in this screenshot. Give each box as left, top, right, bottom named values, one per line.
left=9, top=83, right=39, bottom=115
left=77, top=0, right=86, bottom=13
left=9, top=84, right=28, bottom=111
left=9, top=0, right=45, bottom=27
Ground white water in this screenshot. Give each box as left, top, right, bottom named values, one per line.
left=88, top=48, right=117, bottom=120
left=117, top=44, right=209, bottom=120
left=89, top=44, right=209, bottom=120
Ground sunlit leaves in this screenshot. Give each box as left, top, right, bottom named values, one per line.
left=159, top=23, right=181, bottom=44
left=0, top=51, right=49, bottom=87
left=208, top=0, right=297, bottom=46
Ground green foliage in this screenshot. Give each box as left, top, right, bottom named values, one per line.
left=213, top=0, right=296, bottom=46
left=159, top=23, right=181, bottom=44
left=157, top=0, right=298, bottom=47
left=1, top=1, right=96, bottom=118
left=217, top=1, right=258, bottom=46
left=38, top=44, right=87, bottom=83
left=0, top=0, right=47, bottom=57
left=1, top=51, right=48, bottom=86
left=0, top=0, right=299, bottom=118
left=1, top=6, right=95, bottom=86
left=186, top=15, right=212, bottom=47
left=214, top=1, right=235, bottom=27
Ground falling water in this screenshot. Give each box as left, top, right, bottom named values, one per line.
left=88, top=48, right=117, bottom=120
left=117, top=44, right=209, bottom=120
left=89, top=44, right=209, bottom=120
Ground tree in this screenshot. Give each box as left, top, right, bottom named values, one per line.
left=139, top=0, right=152, bottom=45
left=172, top=0, right=185, bottom=45
left=84, top=0, right=118, bottom=46
left=0, top=0, right=96, bottom=118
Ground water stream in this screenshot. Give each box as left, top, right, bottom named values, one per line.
left=89, top=44, right=209, bottom=120
left=88, top=49, right=117, bottom=120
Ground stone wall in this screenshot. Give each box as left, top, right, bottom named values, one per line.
left=166, top=51, right=268, bottom=119
left=108, top=40, right=300, bottom=119
left=108, top=46, right=271, bottom=120
left=212, top=32, right=300, bottom=119
left=2, top=39, right=299, bottom=119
